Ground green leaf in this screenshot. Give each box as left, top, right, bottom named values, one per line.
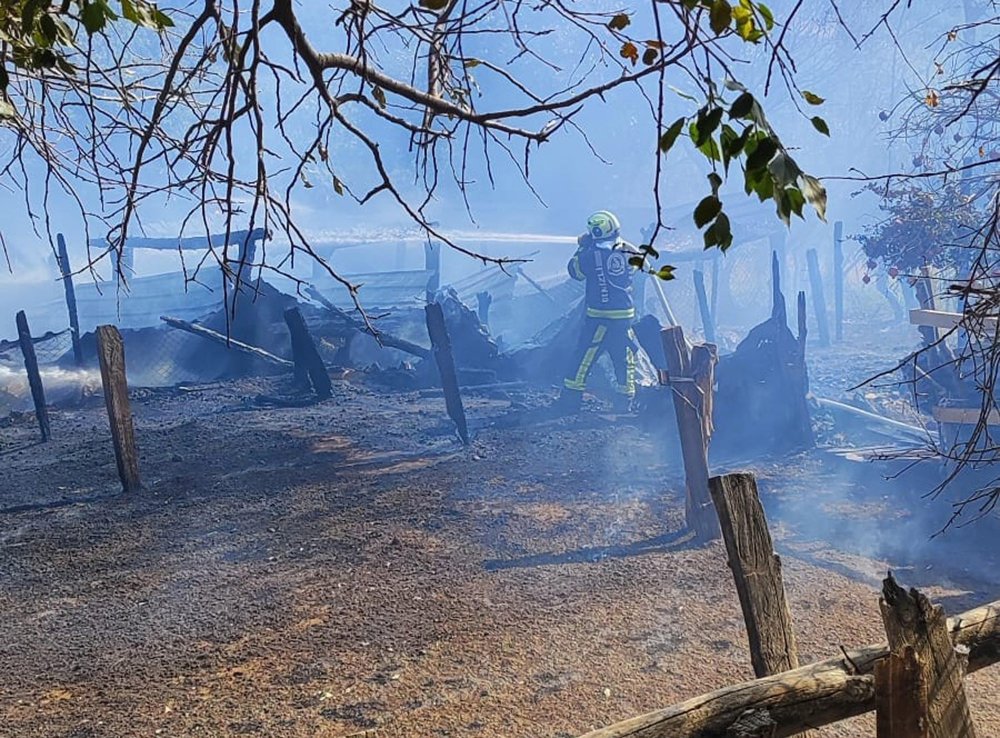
left=658, top=117, right=686, bottom=154
left=729, top=92, right=754, bottom=119
left=802, top=90, right=825, bottom=105
left=640, top=243, right=660, bottom=258
left=768, top=151, right=802, bottom=188
left=608, top=13, right=630, bottom=30
left=694, top=106, right=724, bottom=146
left=372, top=86, right=387, bottom=108
left=464, top=58, right=480, bottom=68
left=642, top=48, right=658, bottom=65
left=0, top=97, right=16, bottom=119
left=332, top=176, right=345, bottom=196
left=758, top=3, right=775, bottom=30
left=419, top=0, right=450, bottom=9
left=81, top=3, right=108, bottom=33
left=707, top=172, right=723, bottom=196
left=811, top=116, right=830, bottom=136
left=694, top=196, right=723, bottom=228
left=710, top=0, right=732, bottom=34
left=703, top=212, right=733, bottom=250
left=745, top=136, right=778, bottom=172
left=655, top=265, right=676, bottom=281
left=628, top=256, right=645, bottom=268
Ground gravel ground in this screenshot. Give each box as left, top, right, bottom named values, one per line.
left=1, top=372, right=999, bottom=738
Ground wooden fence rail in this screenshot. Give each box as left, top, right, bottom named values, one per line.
left=578, top=597, right=1000, bottom=738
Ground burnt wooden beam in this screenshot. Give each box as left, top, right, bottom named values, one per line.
left=305, top=285, right=432, bottom=361
left=160, top=315, right=293, bottom=368
left=96, top=325, right=141, bottom=493
left=56, top=234, right=83, bottom=366
left=660, top=326, right=718, bottom=542
left=283, top=307, right=332, bottom=400
left=425, top=302, right=470, bottom=446
left=15, top=311, right=51, bottom=442
left=878, top=575, right=977, bottom=738
left=806, top=248, right=830, bottom=347
left=476, top=291, right=492, bottom=327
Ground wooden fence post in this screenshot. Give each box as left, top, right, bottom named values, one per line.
left=424, top=241, right=441, bottom=301
left=833, top=221, right=844, bottom=341
left=96, top=325, right=141, bottom=493
left=693, top=269, right=716, bottom=344
left=15, top=311, right=51, bottom=442
left=708, top=473, right=800, bottom=678
left=875, top=646, right=927, bottom=738
left=425, top=302, right=470, bottom=446
left=660, top=325, right=719, bottom=542
left=806, top=248, right=830, bottom=347
left=283, top=307, right=332, bottom=400
left=878, top=574, right=977, bottom=738
left=56, top=234, right=83, bottom=366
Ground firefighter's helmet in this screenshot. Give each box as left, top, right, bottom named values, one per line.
left=587, top=210, right=621, bottom=242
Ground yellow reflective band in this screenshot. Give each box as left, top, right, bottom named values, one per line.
left=586, top=307, right=635, bottom=319
left=617, top=345, right=637, bottom=396
left=564, top=324, right=606, bottom=390
left=570, top=256, right=585, bottom=280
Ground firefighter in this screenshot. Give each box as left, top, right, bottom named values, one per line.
left=556, top=210, right=639, bottom=413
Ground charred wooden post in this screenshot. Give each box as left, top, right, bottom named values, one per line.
left=770, top=233, right=789, bottom=314
left=96, top=325, right=141, bottom=493
left=693, top=269, right=716, bottom=344
left=797, top=290, right=807, bottom=347
left=806, top=248, right=830, bottom=347
left=160, top=315, right=294, bottom=368
left=425, top=241, right=442, bottom=301
left=708, top=474, right=799, bottom=678
left=56, top=234, right=83, bottom=366
left=577, top=596, right=1000, bottom=738
left=15, top=311, right=50, bottom=442
left=476, top=291, right=493, bottom=327
left=833, top=221, right=844, bottom=341
left=660, top=325, right=719, bottom=542
left=771, top=251, right=787, bottom=325
left=875, top=646, right=927, bottom=738
left=283, top=307, right=332, bottom=400
left=878, top=574, right=977, bottom=738
left=425, top=302, right=470, bottom=446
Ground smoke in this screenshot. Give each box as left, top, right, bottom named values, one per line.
left=0, top=365, right=102, bottom=413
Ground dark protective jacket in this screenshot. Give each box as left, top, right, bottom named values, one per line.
left=567, top=233, right=636, bottom=319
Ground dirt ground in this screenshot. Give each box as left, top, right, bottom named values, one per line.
left=2, top=355, right=1000, bottom=737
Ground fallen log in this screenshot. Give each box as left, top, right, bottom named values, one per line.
left=305, top=285, right=431, bottom=360
left=160, top=315, right=293, bottom=368
left=577, top=598, right=1000, bottom=738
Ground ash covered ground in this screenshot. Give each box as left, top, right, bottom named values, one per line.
left=2, top=328, right=1000, bottom=737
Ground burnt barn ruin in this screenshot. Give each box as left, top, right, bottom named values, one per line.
left=5, top=209, right=1000, bottom=738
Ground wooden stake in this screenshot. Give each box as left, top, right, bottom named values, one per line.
left=806, top=248, right=830, bottom=346
left=96, top=325, right=141, bottom=493
left=15, top=311, right=50, bottom=442
left=283, top=307, right=332, bottom=400
left=425, top=302, right=470, bottom=445
left=708, top=473, right=799, bottom=678
left=879, top=574, right=977, bottom=738
left=876, top=646, right=927, bottom=738
left=771, top=251, right=787, bottom=325
left=833, top=221, right=844, bottom=341
left=797, top=290, right=807, bottom=347
left=56, top=234, right=83, bottom=366
left=660, top=326, right=719, bottom=542
left=693, top=269, right=716, bottom=344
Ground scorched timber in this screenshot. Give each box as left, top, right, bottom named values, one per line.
left=160, top=315, right=293, bottom=368
left=578, top=599, right=1000, bottom=738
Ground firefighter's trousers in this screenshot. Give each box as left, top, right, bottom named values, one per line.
left=562, top=317, right=637, bottom=397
